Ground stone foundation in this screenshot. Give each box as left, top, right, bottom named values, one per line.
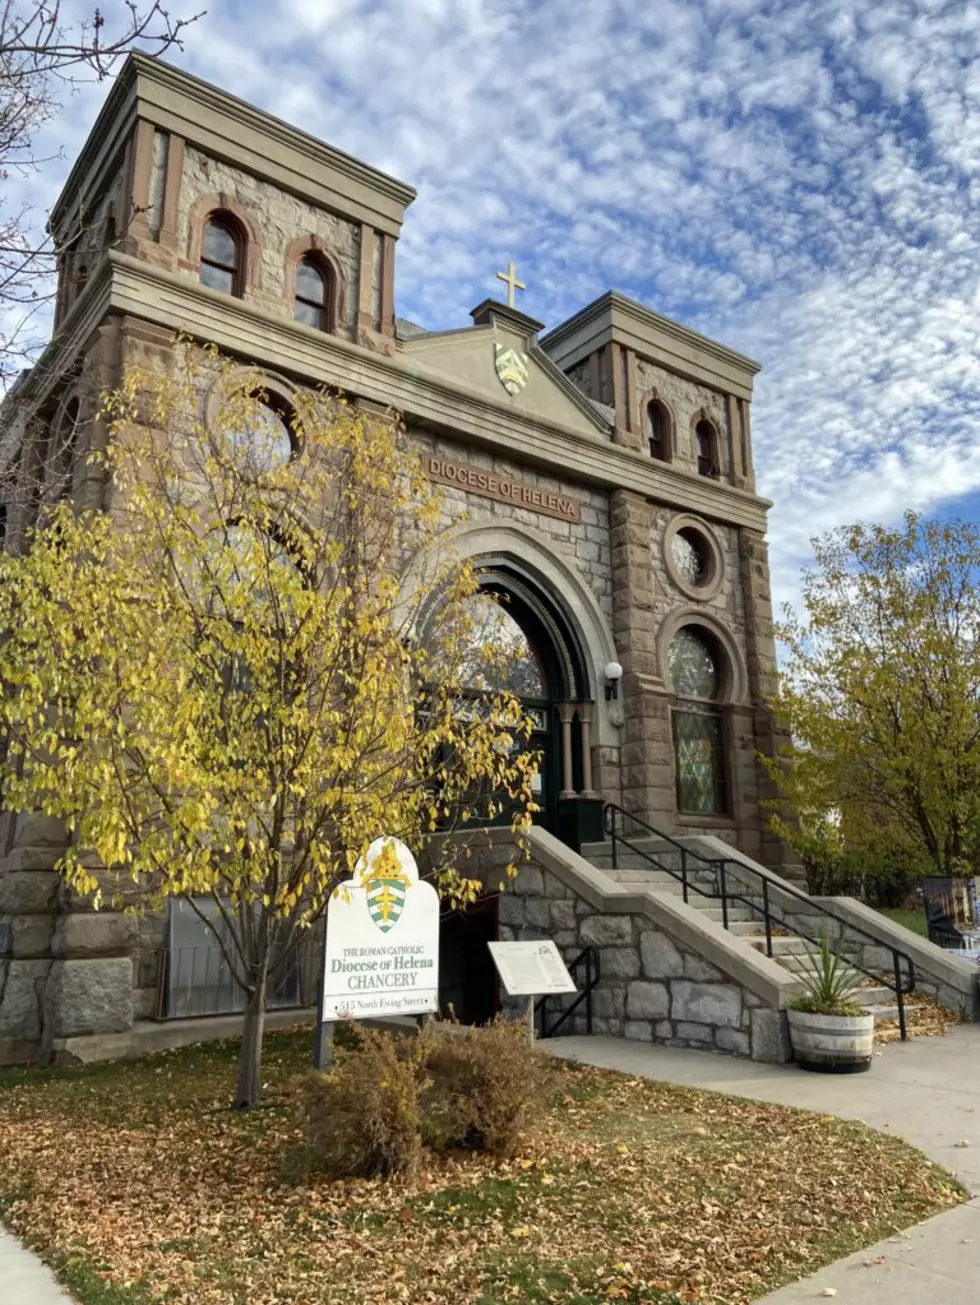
left=497, top=860, right=790, bottom=1061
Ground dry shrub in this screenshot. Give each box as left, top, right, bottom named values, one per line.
left=298, top=1029, right=423, bottom=1178
left=421, top=1016, right=553, bottom=1157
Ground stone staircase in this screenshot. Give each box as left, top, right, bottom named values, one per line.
left=581, top=837, right=904, bottom=1024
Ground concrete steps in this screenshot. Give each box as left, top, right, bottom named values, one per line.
left=584, top=837, right=910, bottom=1028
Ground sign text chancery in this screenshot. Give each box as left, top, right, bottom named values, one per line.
left=425, top=454, right=581, bottom=523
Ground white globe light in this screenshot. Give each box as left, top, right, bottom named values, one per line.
left=604, top=661, right=623, bottom=682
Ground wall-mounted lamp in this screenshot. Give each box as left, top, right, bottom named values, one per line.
left=604, top=660, right=623, bottom=701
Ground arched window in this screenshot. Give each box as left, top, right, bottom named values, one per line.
left=668, top=626, right=727, bottom=815
left=461, top=592, right=547, bottom=699
left=200, top=214, right=243, bottom=295
left=696, top=420, right=719, bottom=478
left=294, top=255, right=330, bottom=330
left=647, top=400, right=670, bottom=462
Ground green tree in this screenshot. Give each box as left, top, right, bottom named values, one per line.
left=0, top=343, right=536, bottom=1107
left=767, top=512, right=980, bottom=883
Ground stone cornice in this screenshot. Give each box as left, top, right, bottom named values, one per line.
left=51, top=53, right=416, bottom=237
left=541, top=290, right=761, bottom=402
left=39, top=253, right=772, bottom=533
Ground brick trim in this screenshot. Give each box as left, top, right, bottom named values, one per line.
left=158, top=135, right=185, bottom=252
left=380, top=233, right=396, bottom=338
left=355, top=223, right=375, bottom=334
left=128, top=120, right=155, bottom=240
left=184, top=192, right=262, bottom=295
left=283, top=233, right=346, bottom=333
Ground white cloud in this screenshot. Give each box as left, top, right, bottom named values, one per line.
left=7, top=0, right=980, bottom=620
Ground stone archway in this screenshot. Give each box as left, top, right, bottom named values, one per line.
left=433, top=519, right=622, bottom=750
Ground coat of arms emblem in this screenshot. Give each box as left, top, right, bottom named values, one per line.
left=365, top=875, right=408, bottom=932
left=494, top=344, right=529, bottom=396
left=362, top=840, right=411, bottom=933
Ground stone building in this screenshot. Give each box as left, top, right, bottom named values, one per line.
left=1, top=52, right=874, bottom=1066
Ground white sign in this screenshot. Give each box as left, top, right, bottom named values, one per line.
left=487, top=940, right=577, bottom=996
left=322, top=837, right=440, bottom=1021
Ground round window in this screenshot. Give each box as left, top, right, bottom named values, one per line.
left=663, top=515, right=724, bottom=600
left=229, top=402, right=294, bottom=472
left=671, top=528, right=709, bottom=588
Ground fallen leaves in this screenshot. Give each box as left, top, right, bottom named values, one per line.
left=0, top=1027, right=966, bottom=1305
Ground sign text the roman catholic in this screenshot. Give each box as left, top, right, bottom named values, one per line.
left=322, top=836, right=439, bottom=1021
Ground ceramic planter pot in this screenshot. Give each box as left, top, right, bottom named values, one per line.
left=787, top=1008, right=874, bottom=1074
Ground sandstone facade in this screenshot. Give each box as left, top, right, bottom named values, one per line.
left=0, top=53, right=794, bottom=1064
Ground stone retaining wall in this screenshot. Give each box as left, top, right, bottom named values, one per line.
left=488, top=853, right=790, bottom=1062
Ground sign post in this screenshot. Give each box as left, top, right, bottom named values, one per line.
left=486, top=940, right=577, bottom=1045
left=315, top=837, right=440, bottom=1068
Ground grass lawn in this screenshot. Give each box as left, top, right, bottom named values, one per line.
left=877, top=907, right=929, bottom=937
left=0, top=1026, right=964, bottom=1305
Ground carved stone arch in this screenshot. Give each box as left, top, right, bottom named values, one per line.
left=640, top=387, right=675, bottom=463
left=402, top=517, right=623, bottom=747
left=186, top=192, right=262, bottom=294
left=285, top=234, right=346, bottom=333
left=656, top=606, right=748, bottom=706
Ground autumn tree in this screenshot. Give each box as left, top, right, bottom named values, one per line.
left=0, top=343, right=537, bottom=1107
left=1, top=1, right=199, bottom=380
left=766, top=512, right=980, bottom=884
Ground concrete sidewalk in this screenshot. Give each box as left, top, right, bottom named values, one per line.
left=546, top=1025, right=980, bottom=1302
left=0, top=1229, right=71, bottom=1302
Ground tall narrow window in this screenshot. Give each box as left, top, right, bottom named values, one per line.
left=294, top=256, right=329, bottom=330
left=669, top=626, right=727, bottom=815
left=647, top=400, right=669, bottom=461
left=696, top=420, right=718, bottom=478
left=201, top=215, right=242, bottom=295
left=53, top=398, right=80, bottom=500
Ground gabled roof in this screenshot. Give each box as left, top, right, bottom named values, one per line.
left=398, top=316, right=611, bottom=439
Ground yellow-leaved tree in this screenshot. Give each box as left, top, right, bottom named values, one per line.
left=0, top=343, right=537, bottom=1107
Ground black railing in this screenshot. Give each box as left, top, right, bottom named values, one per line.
left=534, top=946, right=600, bottom=1039
left=603, top=804, right=917, bottom=1040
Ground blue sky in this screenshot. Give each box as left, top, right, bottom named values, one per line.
left=15, top=0, right=980, bottom=614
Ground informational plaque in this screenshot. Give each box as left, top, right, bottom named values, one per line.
left=487, top=940, right=577, bottom=996
left=322, top=837, right=440, bottom=1021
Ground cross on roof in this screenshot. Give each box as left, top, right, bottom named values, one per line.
left=496, top=261, right=526, bottom=309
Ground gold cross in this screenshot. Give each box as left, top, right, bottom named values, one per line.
left=496, top=260, right=526, bottom=308
left=375, top=884, right=398, bottom=921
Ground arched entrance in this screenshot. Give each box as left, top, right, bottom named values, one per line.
left=469, top=561, right=592, bottom=833
left=440, top=561, right=597, bottom=1024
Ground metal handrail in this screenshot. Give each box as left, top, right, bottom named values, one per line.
left=603, top=803, right=916, bottom=1039
left=534, top=946, right=600, bottom=1039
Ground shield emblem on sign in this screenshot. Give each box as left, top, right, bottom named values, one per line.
left=365, top=877, right=407, bottom=933
left=494, top=344, right=529, bottom=395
